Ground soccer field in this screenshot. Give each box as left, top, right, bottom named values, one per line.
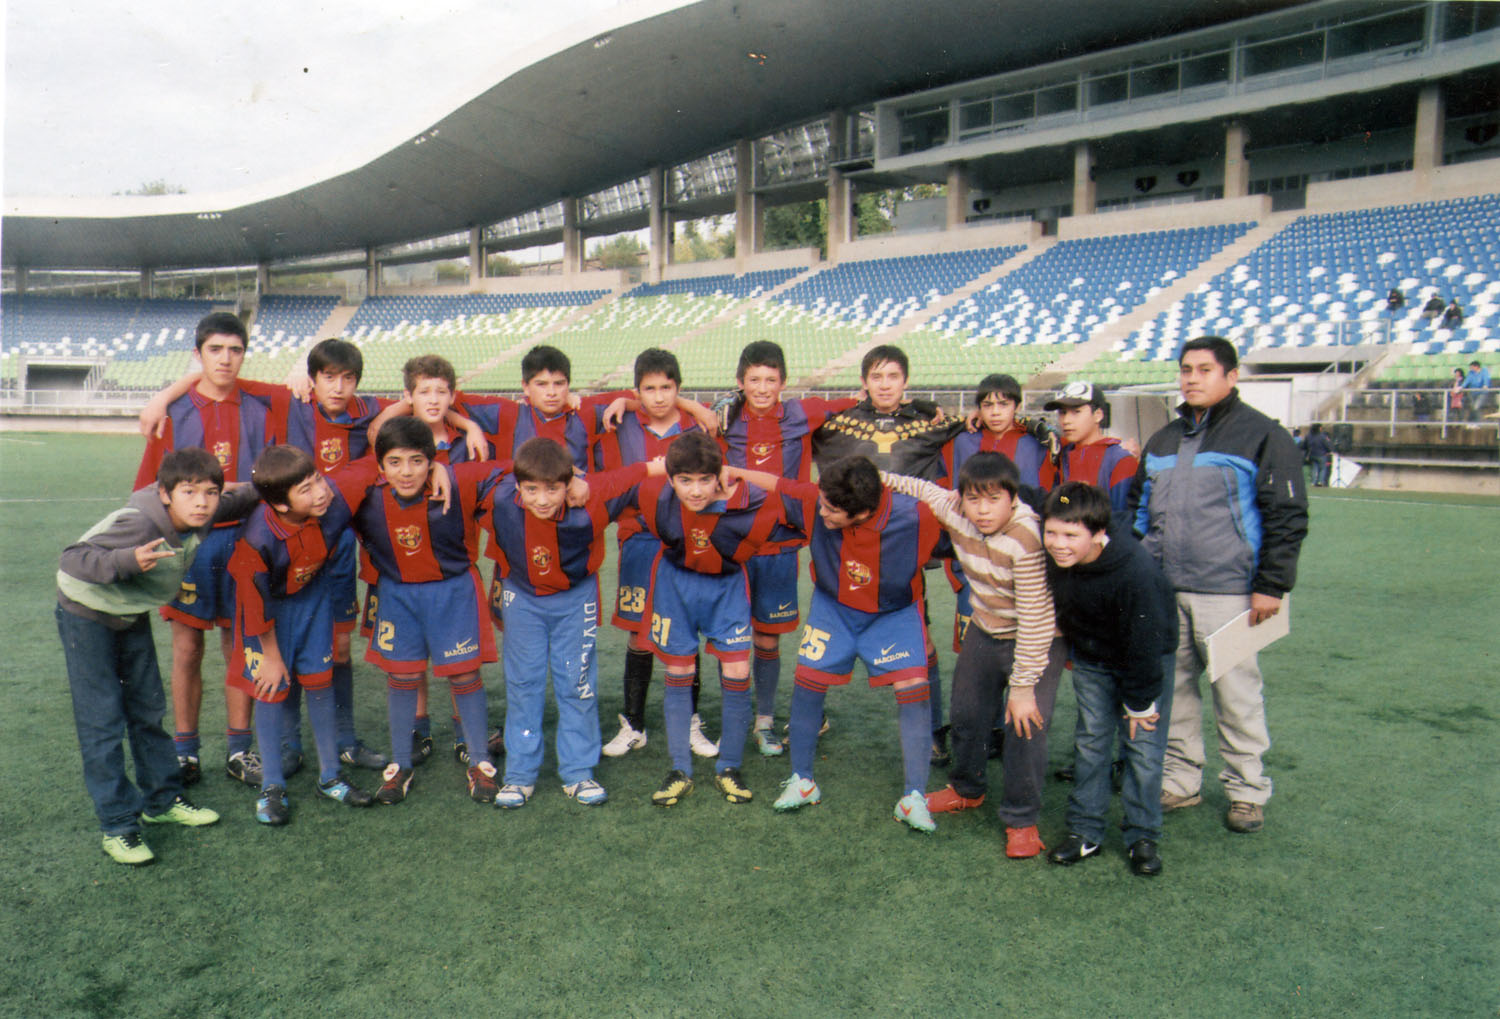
left=2, top=430, right=1496, bottom=1018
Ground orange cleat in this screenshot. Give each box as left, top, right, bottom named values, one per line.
left=1005, top=825, right=1047, bottom=859
left=925, top=784, right=985, bottom=813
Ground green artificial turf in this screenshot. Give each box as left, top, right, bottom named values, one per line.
left=1, top=432, right=1495, bottom=1018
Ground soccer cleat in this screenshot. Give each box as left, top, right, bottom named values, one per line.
left=925, top=785, right=985, bottom=814
left=317, top=773, right=374, bottom=807
left=713, top=767, right=753, bottom=804
left=563, top=779, right=608, bottom=806
left=101, top=832, right=155, bottom=866
left=1128, top=838, right=1163, bottom=877
left=494, top=783, right=534, bottom=809
left=1005, top=825, right=1047, bottom=859
left=1047, top=833, right=1100, bottom=866
left=454, top=741, right=471, bottom=767
left=225, top=750, right=264, bottom=787
left=782, top=714, right=831, bottom=739
left=375, top=763, right=415, bottom=805
left=467, top=761, right=500, bottom=804
left=142, top=796, right=220, bottom=827
left=930, top=726, right=952, bottom=768
left=651, top=769, right=694, bottom=806
left=339, top=742, right=387, bottom=771
left=773, top=774, right=822, bottom=812
left=411, top=731, right=433, bottom=766
left=893, top=791, right=937, bottom=833
left=689, top=714, right=719, bottom=758
left=1161, top=790, right=1203, bottom=811
left=281, top=747, right=304, bottom=780
left=601, top=715, right=647, bottom=758
left=176, top=755, right=202, bottom=786
left=255, top=785, right=290, bottom=826
left=1226, top=801, right=1265, bottom=833
left=752, top=721, right=784, bottom=757
left=487, top=729, right=506, bottom=760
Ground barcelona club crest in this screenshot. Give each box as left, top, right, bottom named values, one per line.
left=292, top=563, right=319, bottom=587
left=844, top=559, right=872, bottom=587
left=319, top=437, right=344, bottom=466
left=750, top=441, right=776, bottom=464
left=690, top=528, right=712, bottom=551
left=530, top=545, right=552, bottom=571
left=211, top=441, right=232, bottom=468
left=395, top=525, right=422, bottom=551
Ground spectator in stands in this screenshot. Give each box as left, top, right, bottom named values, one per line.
left=1304, top=424, right=1333, bottom=487
left=1422, top=294, right=1446, bottom=321
left=1441, top=299, right=1464, bottom=330
left=1462, top=360, right=1491, bottom=421
left=1386, top=288, right=1405, bottom=314
left=1449, top=369, right=1467, bottom=420
left=1127, top=336, right=1308, bottom=835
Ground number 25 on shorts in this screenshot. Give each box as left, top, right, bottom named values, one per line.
left=798, top=625, right=830, bottom=662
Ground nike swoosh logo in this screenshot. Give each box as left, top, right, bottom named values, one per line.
left=734, top=626, right=748, bottom=635
left=777, top=601, right=793, bottom=611
left=899, top=803, right=912, bottom=816
left=880, top=644, right=896, bottom=656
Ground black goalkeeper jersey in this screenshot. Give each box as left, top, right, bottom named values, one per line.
left=811, top=398, right=961, bottom=482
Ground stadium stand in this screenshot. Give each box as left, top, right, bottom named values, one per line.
left=1118, top=193, right=1500, bottom=364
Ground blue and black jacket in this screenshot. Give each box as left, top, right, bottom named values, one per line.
left=1127, top=389, right=1308, bottom=599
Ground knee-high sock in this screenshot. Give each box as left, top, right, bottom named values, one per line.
left=895, top=684, right=932, bottom=795
left=387, top=677, right=420, bottom=769
left=788, top=678, right=828, bottom=781
left=691, top=653, right=702, bottom=715
left=254, top=700, right=286, bottom=789
left=280, top=681, right=304, bottom=753
left=926, top=652, right=944, bottom=736
left=718, top=664, right=753, bottom=771
left=305, top=685, right=341, bottom=784
left=450, top=675, right=490, bottom=768
left=622, top=647, right=653, bottom=731
left=413, top=711, right=431, bottom=738
left=662, top=677, right=695, bottom=773
left=753, top=645, right=780, bottom=719
left=331, top=661, right=355, bottom=750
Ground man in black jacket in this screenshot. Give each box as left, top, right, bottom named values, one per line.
left=1127, top=336, right=1308, bottom=834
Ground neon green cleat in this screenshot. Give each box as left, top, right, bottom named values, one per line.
left=142, top=796, right=220, bottom=827
left=101, top=832, right=155, bottom=866
left=893, top=791, right=936, bottom=833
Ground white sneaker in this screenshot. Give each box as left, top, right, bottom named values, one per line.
left=563, top=778, right=608, bottom=806
left=601, top=714, right=647, bottom=758
left=494, top=784, right=534, bottom=810
left=689, top=713, right=719, bottom=758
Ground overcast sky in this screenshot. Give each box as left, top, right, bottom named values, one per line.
left=4, top=0, right=622, bottom=198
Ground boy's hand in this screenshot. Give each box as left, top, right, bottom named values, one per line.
left=964, top=408, right=982, bottom=433
left=600, top=397, right=629, bottom=431
left=567, top=392, right=582, bottom=411
left=459, top=419, right=489, bottom=462
left=566, top=475, right=590, bottom=507
left=1249, top=593, right=1281, bottom=626
left=1124, top=711, right=1160, bottom=740
left=644, top=456, right=667, bottom=477
left=1004, top=686, right=1044, bottom=739
left=283, top=367, right=313, bottom=403
left=717, top=465, right=741, bottom=500
left=139, top=395, right=171, bottom=438
left=683, top=398, right=719, bottom=436
left=133, top=538, right=177, bottom=572
left=427, top=467, right=453, bottom=512
left=253, top=655, right=289, bottom=700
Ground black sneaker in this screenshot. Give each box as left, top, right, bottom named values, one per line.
left=281, top=747, right=304, bottom=780
left=1047, top=833, right=1099, bottom=866
left=454, top=741, right=471, bottom=767
left=375, top=763, right=415, bottom=805
left=338, top=741, right=387, bottom=771
left=317, top=772, right=375, bottom=808
left=930, top=725, right=952, bottom=768
left=712, top=767, right=753, bottom=804
left=651, top=769, right=694, bottom=807
left=411, top=732, right=433, bottom=766
left=176, top=755, right=202, bottom=786
left=255, top=785, right=290, bottom=826
left=1128, top=838, right=1162, bottom=877
left=226, top=750, right=264, bottom=787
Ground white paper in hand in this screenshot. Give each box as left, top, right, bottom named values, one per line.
left=1205, top=595, right=1290, bottom=682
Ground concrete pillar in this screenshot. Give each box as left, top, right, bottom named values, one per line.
left=255, top=262, right=270, bottom=297
left=365, top=247, right=378, bottom=297
left=648, top=166, right=668, bottom=284
left=562, top=199, right=583, bottom=276
left=1072, top=143, right=1095, bottom=217
left=1224, top=123, right=1250, bottom=199
left=468, top=228, right=484, bottom=286
left=1414, top=83, right=1444, bottom=179
left=945, top=162, right=969, bottom=230
left=734, top=139, right=762, bottom=272
left=826, top=111, right=850, bottom=260
left=15, top=266, right=27, bottom=295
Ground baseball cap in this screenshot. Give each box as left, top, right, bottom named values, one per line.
left=1044, top=381, right=1107, bottom=411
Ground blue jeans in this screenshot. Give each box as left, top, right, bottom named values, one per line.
left=56, top=605, right=184, bottom=835
left=1064, top=653, right=1175, bottom=846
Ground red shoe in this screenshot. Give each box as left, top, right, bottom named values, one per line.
left=925, top=784, right=984, bottom=813
left=1005, top=825, right=1046, bottom=858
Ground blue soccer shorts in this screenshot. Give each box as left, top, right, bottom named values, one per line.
left=161, top=526, right=236, bottom=630
left=645, top=555, right=752, bottom=670
left=329, top=528, right=359, bottom=633
left=794, top=588, right=929, bottom=688
left=364, top=567, right=497, bottom=677
left=747, top=548, right=801, bottom=634
left=610, top=530, right=660, bottom=633
left=233, top=574, right=335, bottom=704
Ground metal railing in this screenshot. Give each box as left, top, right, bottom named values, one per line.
left=1332, top=385, right=1500, bottom=439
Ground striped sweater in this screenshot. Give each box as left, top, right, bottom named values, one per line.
left=881, top=472, right=1054, bottom=686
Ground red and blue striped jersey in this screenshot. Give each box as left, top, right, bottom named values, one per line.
left=240, top=379, right=389, bottom=474
left=227, top=497, right=355, bottom=637
left=632, top=476, right=807, bottom=577
left=329, top=460, right=503, bottom=584
left=944, top=424, right=1050, bottom=491
left=457, top=391, right=624, bottom=469
left=720, top=396, right=855, bottom=485
left=592, top=409, right=700, bottom=543
left=1057, top=438, right=1138, bottom=516
left=134, top=384, right=272, bottom=491
left=788, top=480, right=945, bottom=615
left=485, top=464, right=645, bottom=597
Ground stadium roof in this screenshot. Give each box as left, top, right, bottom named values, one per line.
left=3, top=0, right=1305, bottom=271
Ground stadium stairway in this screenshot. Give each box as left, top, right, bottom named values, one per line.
left=794, top=242, right=1053, bottom=388
left=318, top=303, right=359, bottom=343
left=1032, top=215, right=1294, bottom=387
left=458, top=288, right=622, bottom=389
left=589, top=267, right=825, bottom=390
